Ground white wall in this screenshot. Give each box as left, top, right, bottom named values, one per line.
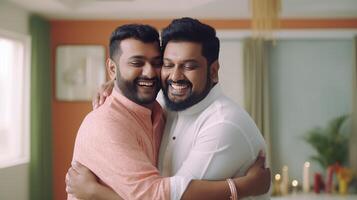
left=0, top=163, right=29, bottom=200
left=219, top=39, right=245, bottom=107
left=0, top=1, right=30, bottom=200
left=269, top=39, right=354, bottom=182
left=0, top=1, right=29, bottom=35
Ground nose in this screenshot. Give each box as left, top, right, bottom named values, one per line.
left=142, top=63, right=157, bottom=79
left=170, top=67, right=184, bottom=81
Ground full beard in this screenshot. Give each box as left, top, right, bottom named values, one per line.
left=117, top=75, right=161, bottom=106
left=162, top=75, right=212, bottom=111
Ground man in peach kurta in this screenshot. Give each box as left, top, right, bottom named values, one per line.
left=68, top=24, right=173, bottom=200
left=68, top=87, right=170, bottom=200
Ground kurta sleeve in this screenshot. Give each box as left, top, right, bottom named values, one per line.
left=169, top=122, right=257, bottom=200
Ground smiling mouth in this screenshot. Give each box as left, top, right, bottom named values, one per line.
left=137, top=80, right=156, bottom=88
left=169, top=82, right=190, bottom=96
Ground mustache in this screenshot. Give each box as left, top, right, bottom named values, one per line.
left=167, top=79, right=192, bottom=86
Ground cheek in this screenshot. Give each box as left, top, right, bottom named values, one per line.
left=188, top=70, right=207, bottom=91
left=160, top=69, right=169, bottom=82
left=120, top=66, right=141, bottom=80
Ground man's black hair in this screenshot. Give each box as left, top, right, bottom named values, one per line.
left=109, top=24, right=160, bottom=59
left=161, top=17, right=220, bottom=65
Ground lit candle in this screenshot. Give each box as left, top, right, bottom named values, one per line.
left=273, top=174, right=282, bottom=195
left=281, top=165, right=289, bottom=195
left=292, top=179, right=299, bottom=194
left=303, top=161, right=310, bottom=193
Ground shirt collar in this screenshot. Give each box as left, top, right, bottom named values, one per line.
left=111, top=87, right=152, bottom=117
left=173, top=83, right=222, bottom=116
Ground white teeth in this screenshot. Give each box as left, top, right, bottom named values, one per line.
left=137, top=81, right=154, bottom=87
left=171, top=83, right=188, bottom=90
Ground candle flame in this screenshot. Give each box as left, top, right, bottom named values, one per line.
left=292, top=180, right=298, bottom=187
left=304, top=162, right=310, bottom=167
left=275, top=174, right=281, bottom=180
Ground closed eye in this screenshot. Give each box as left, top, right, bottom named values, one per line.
left=183, top=63, right=199, bottom=70
left=163, top=63, right=174, bottom=68
left=129, top=61, right=144, bottom=67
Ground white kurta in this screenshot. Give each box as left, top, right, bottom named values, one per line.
left=158, top=84, right=270, bottom=200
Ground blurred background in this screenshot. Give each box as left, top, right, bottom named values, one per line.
left=0, top=0, right=356, bottom=199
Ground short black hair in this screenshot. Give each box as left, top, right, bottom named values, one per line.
left=109, top=24, right=160, bottom=59
left=161, top=17, right=220, bottom=65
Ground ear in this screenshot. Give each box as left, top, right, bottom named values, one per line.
left=209, top=60, right=219, bottom=84
left=106, top=58, right=117, bottom=80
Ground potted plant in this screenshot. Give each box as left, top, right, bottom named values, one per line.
left=303, top=115, right=349, bottom=169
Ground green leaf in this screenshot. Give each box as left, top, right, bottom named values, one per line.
left=303, top=115, right=350, bottom=169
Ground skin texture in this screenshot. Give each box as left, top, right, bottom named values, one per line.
left=161, top=41, right=219, bottom=111
left=107, top=38, right=162, bottom=108
left=162, top=41, right=209, bottom=102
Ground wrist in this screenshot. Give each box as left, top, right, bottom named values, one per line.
left=234, top=176, right=251, bottom=198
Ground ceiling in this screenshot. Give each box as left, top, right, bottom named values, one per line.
left=6, top=0, right=357, bottom=20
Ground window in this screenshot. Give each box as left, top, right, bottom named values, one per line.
left=0, top=29, right=30, bottom=168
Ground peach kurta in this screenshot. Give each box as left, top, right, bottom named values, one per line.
left=68, top=89, right=170, bottom=200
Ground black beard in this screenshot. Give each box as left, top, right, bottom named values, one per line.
left=117, top=73, right=161, bottom=106
left=162, top=76, right=212, bottom=111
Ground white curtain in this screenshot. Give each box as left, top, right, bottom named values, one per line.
left=243, top=38, right=272, bottom=166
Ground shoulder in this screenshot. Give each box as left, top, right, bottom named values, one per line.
left=197, top=95, right=266, bottom=149
left=199, top=95, right=255, bottom=132
left=76, top=104, right=135, bottom=142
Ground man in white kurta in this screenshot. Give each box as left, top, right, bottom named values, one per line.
left=157, top=84, right=269, bottom=200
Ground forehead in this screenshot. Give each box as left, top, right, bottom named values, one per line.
left=163, top=41, right=203, bottom=61
left=119, top=38, right=160, bottom=58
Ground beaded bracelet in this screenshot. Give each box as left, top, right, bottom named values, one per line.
left=227, top=178, right=238, bottom=200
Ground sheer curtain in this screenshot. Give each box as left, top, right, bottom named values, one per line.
left=29, top=15, right=53, bottom=200
left=243, top=38, right=272, bottom=165
left=351, top=36, right=357, bottom=174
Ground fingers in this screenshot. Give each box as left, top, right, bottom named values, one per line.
left=99, top=92, right=106, bottom=106
left=65, top=174, right=72, bottom=193
left=254, top=155, right=266, bottom=169
left=92, top=93, right=100, bottom=109
left=71, top=161, right=89, bottom=173
left=103, top=80, right=114, bottom=96
left=65, top=172, right=70, bottom=185
left=68, top=166, right=79, bottom=176
left=93, top=80, right=115, bottom=110
left=258, top=150, right=265, bottom=157
left=255, top=150, right=267, bottom=169
left=66, top=185, right=73, bottom=194
left=66, top=168, right=77, bottom=194
left=263, top=168, right=272, bottom=193
left=93, top=85, right=107, bottom=109
left=100, top=81, right=114, bottom=101
left=266, top=168, right=271, bottom=178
